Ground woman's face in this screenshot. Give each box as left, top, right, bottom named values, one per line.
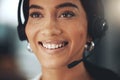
left=25, top=0, right=88, bottom=68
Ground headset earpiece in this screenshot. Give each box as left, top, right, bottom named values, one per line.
left=17, top=24, right=27, bottom=40
left=17, top=0, right=28, bottom=40
left=89, top=16, right=108, bottom=39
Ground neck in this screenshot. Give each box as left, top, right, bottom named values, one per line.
left=41, top=62, right=93, bottom=80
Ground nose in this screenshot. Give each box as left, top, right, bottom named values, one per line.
left=40, top=19, right=63, bottom=36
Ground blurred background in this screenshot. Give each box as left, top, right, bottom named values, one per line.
left=0, top=0, right=41, bottom=79
left=88, top=0, right=120, bottom=77
left=0, top=0, right=120, bottom=80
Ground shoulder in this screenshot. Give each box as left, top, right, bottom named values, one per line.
left=84, top=60, right=120, bottom=80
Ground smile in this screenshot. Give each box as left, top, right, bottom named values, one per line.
left=38, top=41, right=68, bottom=50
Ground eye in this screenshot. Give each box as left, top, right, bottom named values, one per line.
left=59, top=11, right=75, bottom=18
left=30, top=12, right=43, bottom=18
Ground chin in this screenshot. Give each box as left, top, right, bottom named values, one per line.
left=40, top=59, right=68, bottom=69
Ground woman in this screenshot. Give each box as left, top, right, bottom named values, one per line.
left=17, top=0, right=120, bottom=80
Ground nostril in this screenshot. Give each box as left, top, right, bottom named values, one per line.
left=40, top=27, right=63, bottom=36
left=38, top=41, right=43, bottom=46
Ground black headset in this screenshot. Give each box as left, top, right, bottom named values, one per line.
left=17, top=0, right=28, bottom=40
left=17, top=0, right=108, bottom=41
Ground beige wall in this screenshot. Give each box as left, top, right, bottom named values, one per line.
left=105, top=0, right=120, bottom=26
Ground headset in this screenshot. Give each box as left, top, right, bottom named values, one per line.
left=17, top=0, right=108, bottom=41
left=17, top=0, right=29, bottom=40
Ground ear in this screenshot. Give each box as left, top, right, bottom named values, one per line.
left=86, top=35, right=93, bottom=42
left=85, top=35, right=95, bottom=51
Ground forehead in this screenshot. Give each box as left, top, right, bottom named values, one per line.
left=29, top=0, right=81, bottom=8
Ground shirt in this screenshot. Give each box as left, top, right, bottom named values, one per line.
left=30, top=61, right=120, bottom=80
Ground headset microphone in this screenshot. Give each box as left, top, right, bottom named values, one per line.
left=67, top=51, right=93, bottom=69
left=67, top=53, right=92, bottom=69
left=67, top=58, right=84, bottom=69
left=67, top=41, right=95, bottom=69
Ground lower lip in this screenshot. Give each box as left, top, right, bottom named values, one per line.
left=38, top=43, right=68, bottom=55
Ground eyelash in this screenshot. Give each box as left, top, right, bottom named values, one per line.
left=30, top=11, right=75, bottom=19
left=59, top=11, right=75, bottom=18
left=30, top=12, right=43, bottom=18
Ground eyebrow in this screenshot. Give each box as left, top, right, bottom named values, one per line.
left=56, top=2, right=78, bottom=9
left=29, top=4, right=43, bottom=10
left=29, top=2, right=78, bottom=10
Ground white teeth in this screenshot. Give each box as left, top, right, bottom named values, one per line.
left=42, top=43, right=66, bottom=49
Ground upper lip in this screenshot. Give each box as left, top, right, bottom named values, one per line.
left=38, top=38, right=68, bottom=42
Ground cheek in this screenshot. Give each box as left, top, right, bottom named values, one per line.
left=25, top=21, right=40, bottom=41
left=70, top=24, right=87, bottom=47
left=25, top=24, right=34, bottom=41
left=25, top=23, right=38, bottom=52
left=64, top=19, right=87, bottom=41
left=64, top=19, right=88, bottom=55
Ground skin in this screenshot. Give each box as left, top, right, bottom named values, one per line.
left=25, top=0, right=92, bottom=80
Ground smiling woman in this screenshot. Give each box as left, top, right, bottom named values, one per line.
left=26, top=0, right=88, bottom=72
left=17, top=0, right=120, bottom=80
